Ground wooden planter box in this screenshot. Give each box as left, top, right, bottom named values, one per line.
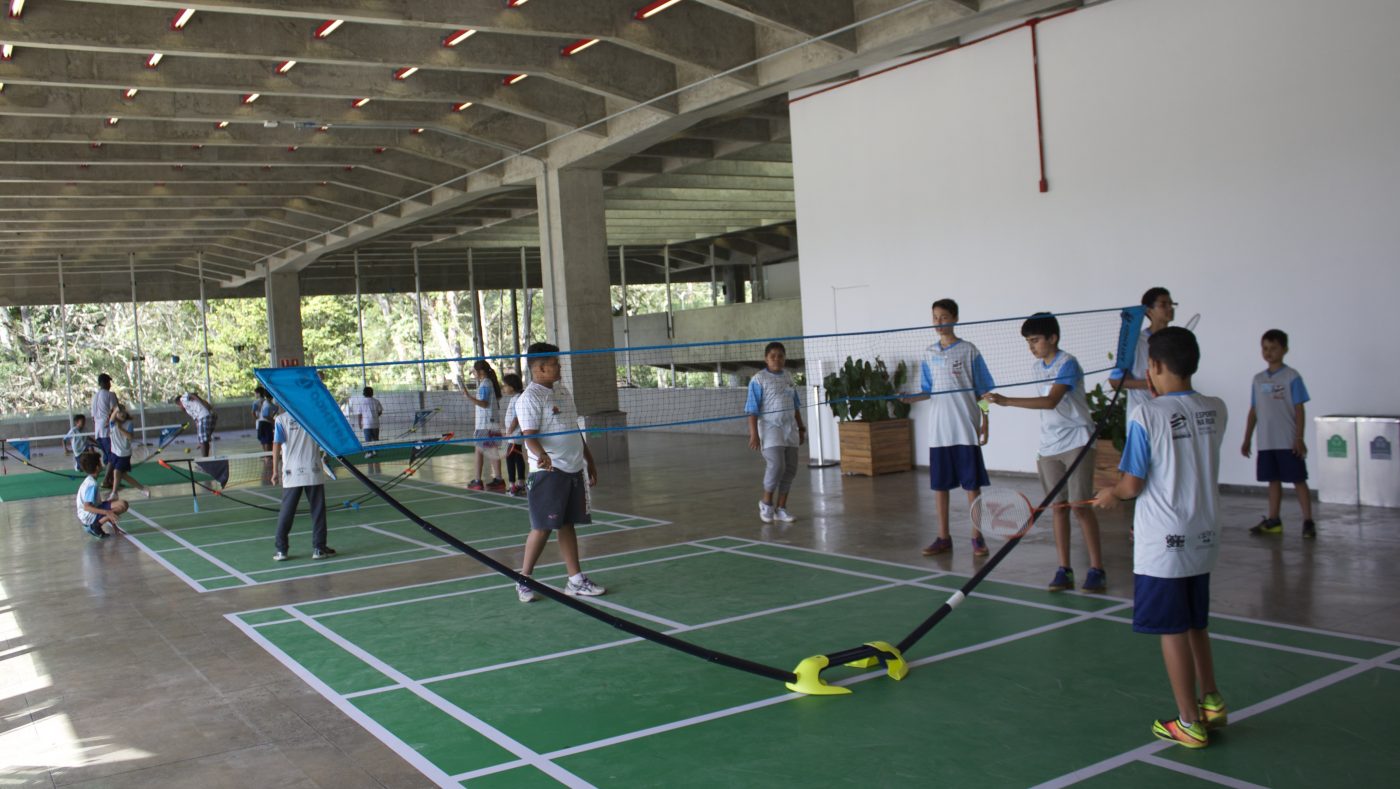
left=1093, top=438, right=1123, bottom=489
left=838, top=419, right=913, bottom=476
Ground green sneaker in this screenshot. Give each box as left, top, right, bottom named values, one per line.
left=1152, top=717, right=1208, bottom=749
left=1199, top=692, right=1229, bottom=730
left=1249, top=517, right=1283, bottom=535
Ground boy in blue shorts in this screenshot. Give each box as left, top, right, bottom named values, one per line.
left=746, top=341, right=806, bottom=524
left=984, top=313, right=1106, bottom=592
left=1240, top=329, right=1315, bottom=538
left=514, top=342, right=605, bottom=603
left=76, top=451, right=129, bottom=538
left=903, top=299, right=994, bottom=557
left=1096, top=327, right=1229, bottom=749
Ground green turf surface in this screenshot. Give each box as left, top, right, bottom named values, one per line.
left=230, top=538, right=1400, bottom=787
left=121, top=475, right=668, bottom=592
left=0, top=459, right=211, bottom=502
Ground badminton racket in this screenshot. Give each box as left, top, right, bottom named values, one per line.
left=1183, top=313, right=1200, bottom=331
left=970, top=488, right=1096, bottom=540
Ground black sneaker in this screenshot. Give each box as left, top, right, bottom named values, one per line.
left=1302, top=520, right=1317, bottom=539
left=1249, top=517, right=1282, bottom=536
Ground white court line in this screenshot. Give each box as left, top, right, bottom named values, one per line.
left=119, top=531, right=214, bottom=592
left=1138, top=755, right=1271, bottom=789
left=1030, top=645, right=1400, bottom=789
left=157, top=504, right=494, bottom=550
left=354, top=522, right=461, bottom=556
left=244, top=546, right=433, bottom=576
left=391, top=478, right=672, bottom=528
left=123, top=508, right=257, bottom=585
left=128, top=490, right=458, bottom=532
left=283, top=607, right=595, bottom=788
left=1097, top=613, right=1370, bottom=665
left=1380, top=662, right=1400, bottom=672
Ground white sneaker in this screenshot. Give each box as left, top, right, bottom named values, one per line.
left=564, top=575, right=605, bottom=597
left=759, top=502, right=774, bottom=523
left=516, top=581, right=536, bottom=603
left=774, top=508, right=797, bottom=523
left=273, top=551, right=288, bottom=562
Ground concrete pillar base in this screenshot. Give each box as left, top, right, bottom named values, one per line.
left=582, top=410, right=629, bottom=464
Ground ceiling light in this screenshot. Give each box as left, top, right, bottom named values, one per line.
left=373, top=147, right=387, bottom=154
left=343, top=165, right=355, bottom=172
left=503, top=73, right=528, bottom=86
left=351, top=97, right=370, bottom=108
left=314, top=19, right=343, bottom=38
left=0, top=82, right=4, bottom=92
left=1, top=44, right=13, bottom=61
left=192, top=144, right=203, bottom=149
left=171, top=8, right=195, bottom=30
left=242, top=92, right=260, bottom=104
left=452, top=101, right=472, bottom=112
left=276, top=59, right=296, bottom=74
left=106, top=117, right=120, bottom=126
left=173, top=164, right=185, bottom=171
left=442, top=28, right=476, bottom=47
left=506, top=0, right=529, bottom=7
left=394, top=66, right=418, bottom=80
left=412, top=127, right=425, bottom=134
left=635, top=0, right=683, bottom=20
left=287, top=145, right=298, bottom=152
left=9, top=1, right=25, bottom=20
left=123, top=88, right=139, bottom=99
left=317, top=125, right=330, bottom=132
left=146, top=52, right=164, bottom=68
left=215, top=120, right=229, bottom=128
left=90, top=142, right=102, bottom=149
left=561, top=38, right=599, bottom=57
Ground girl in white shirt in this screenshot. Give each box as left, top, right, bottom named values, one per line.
left=461, top=360, right=505, bottom=491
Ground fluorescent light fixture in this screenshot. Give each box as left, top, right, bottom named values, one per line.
left=373, top=146, right=387, bottom=154
left=287, top=145, right=299, bottom=152
left=635, top=0, right=683, bottom=20
left=146, top=52, right=164, bottom=68
left=351, top=97, right=371, bottom=108
left=452, top=101, right=472, bottom=112
left=506, top=0, right=529, bottom=7
left=242, top=92, right=260, bottom=104
left=0, top=82, right=4, bottom=92
left=317, top=125, right=330, bottom=132
left=503, top=73, right=528, bottom=85
left=171, top=8, right=195, bottom=30
left=561, top=38, right=599, bottom=56
left=314, top=19, right=343, bottom=38
left=394, top=66, right=418, bottom=80
left=215, top=120, right=229, bottom=128
left=191, top=144, right=203, bottom=149
left=443, top=28, right=476, bottom=47
left=1, top=44, right=13, bottom=60
left=90, top=142, right=102, bottom=149
left=106, top=117, right=120, bottom=126
left=123, top=88, right=139, bottom=99
left=9, top=0, right=25, bottom=20
left=412, top=127, right=425, bottom=134
left=276, top=59, right=297, bottom=74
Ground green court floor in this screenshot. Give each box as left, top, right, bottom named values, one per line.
left=0, top=459, right=211, bottom=502
left=228, top=537, right=1400, bottom=787
left=123, top=476, right=667, bottom=592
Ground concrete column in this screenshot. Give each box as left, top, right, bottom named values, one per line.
left=536, top=166, right=627, bottom=462
left=266, top=268, right=305, bottom=367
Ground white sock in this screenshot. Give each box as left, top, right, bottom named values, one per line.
left=569, top=572, right=586, bottom=584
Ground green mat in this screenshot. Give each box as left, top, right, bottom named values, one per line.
left=0, top=462, right=213, bottom=502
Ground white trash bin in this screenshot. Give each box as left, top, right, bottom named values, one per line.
left=1357, top=417, right=1400, bottom=508
left=1314, top=416, right=1358, bottom=506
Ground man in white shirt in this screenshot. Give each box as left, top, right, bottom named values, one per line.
left=271, top=411, right=336, bottom=561
left=90, top=373, right=118, bottom=485
left=347, top=386, right=384, bottom=458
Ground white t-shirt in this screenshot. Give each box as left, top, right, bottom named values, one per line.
left=180, top=393, right=212, bottom=421
left=918, top=339, right=995, bottom=448
left=65, top=425, right=86, bottom=455
left=91, top=389, right=117, bottom=438
left=347, top=395, right=383, bottom=429
left=273, top=412, right=329, bottom=488
left=1033, top=351, right=1094, bottom=456
left=1119, top=391, right=1228, bottom=578
left=473, top=384, right=500, bottom=431
left=515, top=382, right=585, bottom=473
left=1109, top=328, right=1154, bottom=419
left=502, top=394, right=523, bottom=445
left=1250, top=366, right=1309, bottom=451
left=76, top=475, right=101, bottom=526
left=109, top=421, right=133, bottom=458
left=745, top=369, right=802, bottom=449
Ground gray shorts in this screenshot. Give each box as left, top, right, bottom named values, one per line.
left=1036, top=446, right=1096, bottom=505
left=527, top=469, right=591, bottom=531
left=762, top=445, right=799, bottom=494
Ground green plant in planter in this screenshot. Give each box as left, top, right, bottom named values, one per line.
left=822, top=356, right=911, bottom=422
left=1086, top=382, right=1127, bottom=451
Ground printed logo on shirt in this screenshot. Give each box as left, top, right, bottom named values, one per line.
left=1194, top=409, right=1219, bottom=435
left=1262, top=383, right=1286, bottom=400
left=1170, top=413, right=1191, bottom=440
left=1196, top=530, right=1215, bottom=547
left=1165, top=534, right=1186, bottom=550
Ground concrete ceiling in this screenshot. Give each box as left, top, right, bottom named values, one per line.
left=0, top=0, right=1080, bottom=304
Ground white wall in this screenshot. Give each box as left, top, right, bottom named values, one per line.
left=790, top=0, right=1400, bottom=486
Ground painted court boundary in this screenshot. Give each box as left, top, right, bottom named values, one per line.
left=229, top=536, right=1399, bottom=788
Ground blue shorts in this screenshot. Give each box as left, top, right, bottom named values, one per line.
left=1133, top=573, right=1210, bottom=634
left=363, top=428, right=380, bottom=442
left=257, top=421, right=275, bottom=445
left=928, top=446, right=989, bottom=492
left=526, top=469, right=590, bottom=531
left=111, top=455, right=132, bottom=472
left=96, top=436, right=113, bottom=465
left=1257, top=449, right=1308, bottom=483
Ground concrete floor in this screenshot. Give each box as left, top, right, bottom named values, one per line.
left=2, top=432, right=1396, bottom=787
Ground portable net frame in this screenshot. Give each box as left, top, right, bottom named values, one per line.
left=0, top=422, right=187, bottom=480
left=256, top=305, right=1145, bottom=694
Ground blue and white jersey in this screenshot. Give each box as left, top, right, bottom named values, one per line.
left=1033, top=351, right=1094, bottom=456
left=65, top=425, right=87, bottom=456
left=473, top=384, right=500, bottom=431
left=1250, top=366, right=1309, bottom=451
left=918, top=339, right=995, bottom=448
left=745, top=368, right=802, bottom=449
left=76, top=475, right=101, bottom=526
left=274, top=412, right=329, bottom=488
left=1119, top=391, right=1228, bottom=578
left=1108, top=328, right=1153, bottom=418
left=109, top=420, right=133, bottom=459
left=502, top=395, right=523, bottom=445
left=254, top=397, right=278, bottom=425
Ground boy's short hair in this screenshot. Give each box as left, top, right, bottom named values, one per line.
left=97, top=373, right=112, bottom=387
left=363, top=386, right=374, bottom=397
left=1141, top=287, right=1172, bottom=307
left=931, top=298, right=959, bottom=319
left=503, top=372, right=524, bottom=392
left=1148, top=326, right=1200, bottom=377
left=1020, top=312, right=1060, bottom=340
left=109, top=499, right=130, bottom=515
left=526, top=342, right=559, bottom=370
left=77, top=452, right=102, bottom=475
left=763, top=341, right=786, bottom=356
left=73, top=414, right=86, bottom=425
left=254, top=386, right=269, bottom=398
left=1261, top=329, right=1288, bottom=347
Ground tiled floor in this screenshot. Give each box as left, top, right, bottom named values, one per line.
left=2, top=433, right=1397, bottom=787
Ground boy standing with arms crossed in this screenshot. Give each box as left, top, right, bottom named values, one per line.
left=1241, top=329, right=1315, bottom=538
left=514, top=342, right=605, bottom=603
left=984, top=313, right=1106, bottom=592
left=1096, top=327, right=1229, bottom=748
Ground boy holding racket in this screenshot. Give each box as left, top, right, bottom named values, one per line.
left=903, top=299, right=995, bottom=557
left=1109, top=287, right=1176, bottom=418
left=1241, top=329, right=1315, bottom=538
left=1095, top=327, right=1229, bottom=749
left=983, top=313, right=1106, bottom=592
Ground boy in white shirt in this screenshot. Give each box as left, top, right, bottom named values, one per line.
left=106, top=404, right=151, bottom=500
left=745, top=341, right=807, bottom=524
left=271, top=411, right=336, bottom=561
left=1240, top=329, right=1315, bottom=538
left=1096, top=327, right=1229, bottom=749
left=1109, top=287, right=1176, bottom=419
left=173, top=389, right=217, bottom=457
left=76, top=451, right=128, bottom=538
left=91, top=373, right=118, bottom=486
left=348, top=386, right=385, bottom=458
left=984, top=312, right=1106, bottom=592
left=513, top=342, right=605, bottom=603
